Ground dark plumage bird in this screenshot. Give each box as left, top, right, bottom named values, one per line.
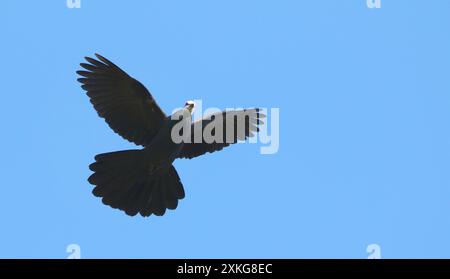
left=77, top=54, right=264, bottom=217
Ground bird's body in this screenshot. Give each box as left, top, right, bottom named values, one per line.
left=78, top=54, right=264, bottom=218
left=144, top=113, right=191, bottom=168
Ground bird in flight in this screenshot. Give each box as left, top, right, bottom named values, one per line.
left=77, top=54, right=264, bottom=217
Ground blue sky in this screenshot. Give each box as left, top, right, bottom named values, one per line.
left=1, top=0, right=450, bottom=258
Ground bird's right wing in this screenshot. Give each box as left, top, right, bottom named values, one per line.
left=77, top=54, right=167, bottom=146
left=177, top=109, right=265, bottom=159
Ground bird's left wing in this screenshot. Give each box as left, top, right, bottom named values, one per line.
left=77, top=54, right=167, bottom=146
left=177, top=108, right=265, bottom=159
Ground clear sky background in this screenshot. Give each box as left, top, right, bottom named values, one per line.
left=1, top=0, right=450, bottom=259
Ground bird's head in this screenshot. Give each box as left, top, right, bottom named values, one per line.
left=184, top=100, right=195, bottom=114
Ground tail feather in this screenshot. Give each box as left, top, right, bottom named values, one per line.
left=149, top=182, right=165, bottom=216
left=87, top=149, right=185, bottom=217
left=162, top=175, right=178, bottom=210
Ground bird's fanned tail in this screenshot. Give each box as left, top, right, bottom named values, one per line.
left=88, top=150, right=185, bottom=217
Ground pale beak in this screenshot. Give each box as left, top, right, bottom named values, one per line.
left=185, top=101, right=195, bottom=114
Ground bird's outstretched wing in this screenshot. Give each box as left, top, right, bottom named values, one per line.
left=177, top=109, right=265, bottom=159
left=77, top=54, right=167, bottom=146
